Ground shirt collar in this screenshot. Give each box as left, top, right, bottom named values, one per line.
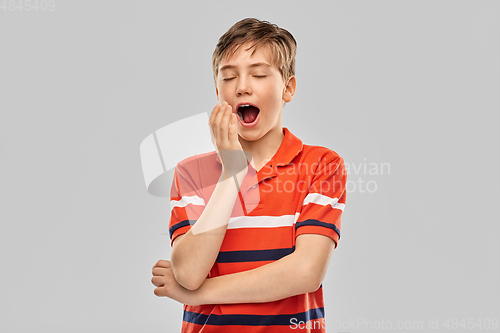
left=273, top=127, right=303, bottom=166
left=215, top=127, right=303, bottom=167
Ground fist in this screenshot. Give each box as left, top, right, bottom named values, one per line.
left=151, top=260, right=199, bottom=305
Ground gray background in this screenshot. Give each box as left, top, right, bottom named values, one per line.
left=1, top=0, right=499, bottom=332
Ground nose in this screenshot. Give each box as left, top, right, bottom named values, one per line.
left=236, top=76, right=252, bottom=95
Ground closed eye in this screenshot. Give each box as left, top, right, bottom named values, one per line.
left=222, top=76, right=266, bottom=81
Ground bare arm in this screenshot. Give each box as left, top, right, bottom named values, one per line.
left=195, top=234, right=335, bottom=304
left=170, top=102, right=248, bottom=291
left=152, top=234, right=335, bottom=305
left=171, top=169, right=246, bottom=290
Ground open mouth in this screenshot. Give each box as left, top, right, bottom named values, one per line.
left=237, top=104, right=260, bottom=124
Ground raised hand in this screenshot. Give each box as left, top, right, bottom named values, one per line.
left=208, top=101, right=251, bottom=180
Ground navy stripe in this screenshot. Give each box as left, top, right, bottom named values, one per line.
left=169, top=220, right=195, bottom=239
left=183, top=310, right=209, bottom=326
left=183, top=307, right=324, bottom=326
left=217, top=247, right=295, bottom=263
left=295, top=219, right=341, bottom=239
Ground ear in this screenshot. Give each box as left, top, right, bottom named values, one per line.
left=215, top=86, right=219, bottom=101
left=282, top=76, right=296, bottom=103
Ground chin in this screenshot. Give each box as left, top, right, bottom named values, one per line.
left=239, top=130, right=263, bottom=142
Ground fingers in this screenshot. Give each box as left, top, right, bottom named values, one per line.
left=151, top=260, right=173, bottom=297
left=152, top=267, right=168, bottom=276
left=151, top=266, right=168, bottom=287
left=219, top=104, right=232, bottom=148
left=152, top=259, right=171, bottom=270
left=154, top=287, right=166, bottom=297
left=208, top=103, right=220, bottom=127
left=214, top=102, right=228, bottom=146
left=228, top=113, right=238, bottom=144
left=208, top=103, right=220, bottom=147
left=209, top=101, right=233, bottom=150
left=151, top=275, right=165, bottom=287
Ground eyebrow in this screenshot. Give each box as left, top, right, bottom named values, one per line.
left=220, top=62, right=271, bottom=72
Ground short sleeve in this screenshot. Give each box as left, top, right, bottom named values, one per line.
left=295, top=154, right=347, bottom=249
left=168, top=163, right=206, bottom=246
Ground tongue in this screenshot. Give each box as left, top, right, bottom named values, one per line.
left=243, top=106, right=259, bottom=123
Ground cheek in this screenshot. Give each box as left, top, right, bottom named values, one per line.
left=218, top=87, right=230, bottom=99
left=269, top=88, right=284, bottom=106
left=261, top=84, right=282, bottom=102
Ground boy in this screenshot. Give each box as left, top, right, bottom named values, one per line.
left=151, top=18, right=347, bottom=332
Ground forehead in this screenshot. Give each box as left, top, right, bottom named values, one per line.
left=219, top=42, right=274, bottom=69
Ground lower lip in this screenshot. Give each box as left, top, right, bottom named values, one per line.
left=237, top=111, right=260, bottom=127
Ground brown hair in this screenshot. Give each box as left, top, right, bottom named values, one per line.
left=212, top=18, right=297, bottom=85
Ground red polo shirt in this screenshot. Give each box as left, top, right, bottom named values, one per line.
left=169, top=127, right=347, bottom=332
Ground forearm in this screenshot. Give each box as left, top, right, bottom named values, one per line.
left=196, top=251, right=318, bottom=305
left=171, top=169, right=247, bottom=290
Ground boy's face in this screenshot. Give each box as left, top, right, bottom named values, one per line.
left=216, top=42, right=295, bottom=143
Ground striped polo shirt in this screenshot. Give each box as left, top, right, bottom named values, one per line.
left=169, top=127, right=347, bottom=333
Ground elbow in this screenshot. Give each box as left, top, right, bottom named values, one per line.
left=308, top=275, right=323, bottom=293
left=301, top=267, right=323, bottom=293
left=294, top=255, right=324, bottom=294
left=308, top=277, right=322, bottom=293
left=171, top=262, right=205, bottom=291
left=177, top=273, right=204, bottom=291
left=170, top=242, right=210, bottom=291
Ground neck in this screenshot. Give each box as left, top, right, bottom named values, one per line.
left=239, top=124, right=285, bottom=169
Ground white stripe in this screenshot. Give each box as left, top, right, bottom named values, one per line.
left=170, top=195, right=205, bottom=212
left=228, top=215, right=295, bottom=229
left=303, top=193, right=344, bottom=211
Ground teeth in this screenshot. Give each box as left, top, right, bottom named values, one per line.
left=240, top=104, right=250, bottom=108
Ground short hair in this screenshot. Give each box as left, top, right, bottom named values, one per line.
left=212, top=18, right=297, bottom=85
